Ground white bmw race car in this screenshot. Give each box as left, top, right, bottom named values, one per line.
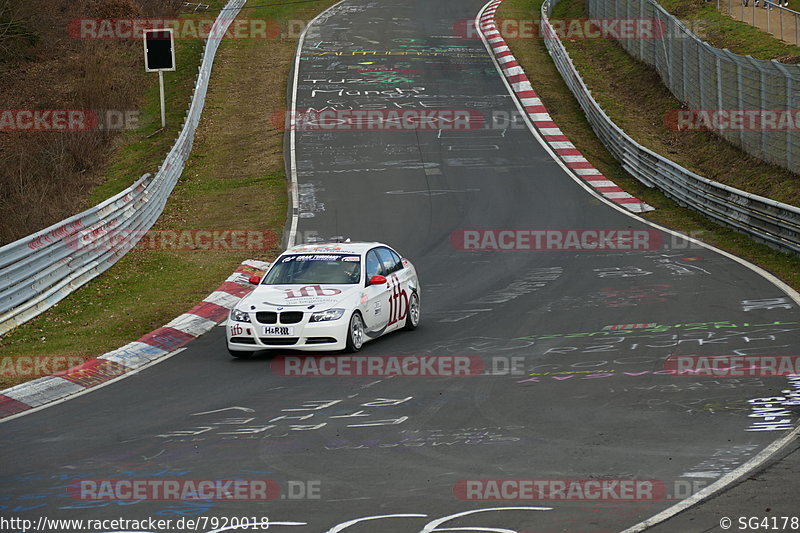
left=226, top=242, right=421, bottom=357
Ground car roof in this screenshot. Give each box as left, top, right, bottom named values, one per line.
left=284, top=242, right=389, bottom=256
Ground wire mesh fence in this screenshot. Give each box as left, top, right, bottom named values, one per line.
left=587, top=0, right=800, bottom=176
left=542, top=0, right=800, bottom=254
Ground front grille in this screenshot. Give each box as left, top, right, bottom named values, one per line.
left=256, top=311, right=277, bottom=324
left=305, top=337, right=337, bottom=344
left=230, top=337, right=256, bottom=345
left=259, top=337, right=299, bottom=346
left=280, top=311, right=303, bottom=324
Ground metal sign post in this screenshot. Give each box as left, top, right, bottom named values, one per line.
left=143, top=29, right=176, bottom=130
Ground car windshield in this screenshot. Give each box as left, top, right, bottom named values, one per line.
left=263, top=254, right=361, bottom=285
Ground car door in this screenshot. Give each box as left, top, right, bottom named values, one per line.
left=361, top=249, right=392, bottom=334
left=375, top=247, right=412, bottom=332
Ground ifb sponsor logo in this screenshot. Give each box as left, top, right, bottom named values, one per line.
left=454, top=18, right=666, bottom=40
left=387, top=276, right=408, bottom=327
left=229, top=322, right=249, bottom=337
left=450, top=229, right=663, bottom=251
left=0, top=355, right=85, bottom=378
left=664, top=355, right=800, bottom=377
left=283, top=285, right=343, bottom=299
left=67, top=479, right=321, bottom=501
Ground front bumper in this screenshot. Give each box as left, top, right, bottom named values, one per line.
left=226, top=311, right=348, bottom=352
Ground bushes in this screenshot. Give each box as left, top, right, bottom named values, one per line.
left=0, top=0, right=180, bottom=245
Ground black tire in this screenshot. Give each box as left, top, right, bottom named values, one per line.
left=228, top=347, right=253, bottom=359
left=403, top=291, right=420, bottom=331
left=345, top=312, right=365, bottom=353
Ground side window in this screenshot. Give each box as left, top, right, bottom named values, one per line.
left=376, top=247, right=403, bottom=275
left=365, top=250, right=383, bottom=281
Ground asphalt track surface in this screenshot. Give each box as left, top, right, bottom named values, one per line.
left=2, top=0, right=800, bottom=532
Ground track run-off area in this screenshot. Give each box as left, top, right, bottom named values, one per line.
left=1, top=0, right=799, bottom=532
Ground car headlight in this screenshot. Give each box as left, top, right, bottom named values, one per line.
left=310, top=308, right=345, bottom=322
left=230, top=308, right=251, bottom=323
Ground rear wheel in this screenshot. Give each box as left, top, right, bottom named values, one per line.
left=345, top=312, right=365, bottom=352
left=404, top=291, right=420, bottom=331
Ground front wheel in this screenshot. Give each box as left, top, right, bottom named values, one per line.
left=403, top=291, right=420, bottom=331
left=345, top=312, right=365, bottom=352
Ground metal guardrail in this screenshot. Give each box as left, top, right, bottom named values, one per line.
left=0, top=0, right=247, bottom=336
left=720, top=0, right=800, bottom=45
left=542, top=0, right=800, bottom=255
left=586, top=0, right=800, bottom=178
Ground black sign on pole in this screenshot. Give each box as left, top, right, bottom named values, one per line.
left=143, top=29, right=175, bottom=72
left=143, top=28, right=175, bottom=130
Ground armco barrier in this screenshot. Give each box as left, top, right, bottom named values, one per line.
left=0, top=259, right=270, bottom=419
left=0, top=0, right=247, bottom=336
left=590, top=0, right=800, bottom=177
left=541, top=0, right=800, bottom=255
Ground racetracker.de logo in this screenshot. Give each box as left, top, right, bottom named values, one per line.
left=0, top=109, right=97, bottom=132
left=0, top=109, right=139, bottom=132
left=68, top=479, right=280, bottom=501
left=453, top=479, right=666, bottom=501
left=64, top=229, right=277, bottom=252
left=665, top=109, right=800, bottom=131
left=271, top=355, right=485, bottom=377
left=450, top=229, right=663, bottom=251
left=272, top=109, right=485, bottom=131
left=0, top=355, right=85, bottom=378
left=68, top=18, right=282, bottom=40
left=664, top=355, right=800, bottom=377
left=454, top=18, right=665, bottom=40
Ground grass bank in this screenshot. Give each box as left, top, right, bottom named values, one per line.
left=0, top=0, right=338, bottom=389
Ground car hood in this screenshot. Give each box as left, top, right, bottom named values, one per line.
left=240, top=284, right=361, bottom=310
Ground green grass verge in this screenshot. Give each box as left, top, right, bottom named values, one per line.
left=659, top=0, right=800, bottom=61
left=496, top=0, right=800, bottom=290
left=0, top=0, right=339, bottom=389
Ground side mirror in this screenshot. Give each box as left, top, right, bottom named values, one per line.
left=249, top=275, right=261, bottom=285
left=368, top=275, right=387, bottom=285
